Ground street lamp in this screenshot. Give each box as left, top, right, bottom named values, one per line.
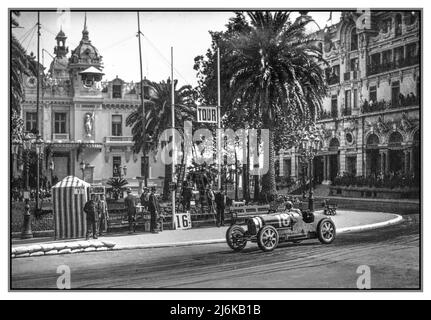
left=22, top=133, right=33, bottom=191
left=34, top=135, right=44, bottom=213
left=80, top=160, right=86, bottom=181
left=299, top=128, right=321, bottom=212
left=49, top=159, right=55, bottom=187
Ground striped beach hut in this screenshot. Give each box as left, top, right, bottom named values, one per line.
left=52, top=176, right=90, bottom=239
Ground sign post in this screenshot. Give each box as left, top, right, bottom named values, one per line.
left=196, top=106, right=218, bottom=123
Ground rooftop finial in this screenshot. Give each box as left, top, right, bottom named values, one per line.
left=82, top=12, right=89, bottom=41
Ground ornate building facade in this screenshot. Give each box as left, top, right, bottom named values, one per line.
left=20, top=20, right=164, bottom=187
left=280, top=11, right=420, bottom=184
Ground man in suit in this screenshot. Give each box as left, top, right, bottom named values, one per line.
left=124, top=188, right=137, bottom=234
left=84, top=194, right=98, bottom=239
left=148, top=187, right=160, bottom=233
left=214, top=187, right=227, bottom=227
left=98, top=194, right=109, bottom=236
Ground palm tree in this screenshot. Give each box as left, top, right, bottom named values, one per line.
left=227, top=11, right=327, bottom=199
left=11, top=11, right=37, bottom=115
left=126, top=79, right=195, bottom=199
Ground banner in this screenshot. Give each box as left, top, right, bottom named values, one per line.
left=174, top=212, right=192, bottom=230
left=197, top=106, right=218, bottom=123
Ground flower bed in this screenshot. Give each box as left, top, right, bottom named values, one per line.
left=11, top=201, right=54, bottom=233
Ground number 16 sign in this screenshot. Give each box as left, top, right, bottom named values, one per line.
left=174, top=212, right=192, bottom=230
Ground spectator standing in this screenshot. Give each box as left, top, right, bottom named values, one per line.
left=214, top=187, right=227, bottom=227
left=98, top=194, right=109, bottom=236
left=181, top=182, right=192, bottom=211
left=124, top=188, right=137, bottom=234
left=148, top=187, right=160, bottom=233
left=206, top=185, right=215, bottom=214
left=84, top=194, right=98, bottom=239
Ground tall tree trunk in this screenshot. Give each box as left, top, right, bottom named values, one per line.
left=163, top=163, right=172, bottom=200
left=261, top=127, right=276, bottom=201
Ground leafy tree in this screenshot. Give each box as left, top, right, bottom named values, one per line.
left=194, top=11, right=327, bottom=199
left=126, top=79, right=196, bottom=199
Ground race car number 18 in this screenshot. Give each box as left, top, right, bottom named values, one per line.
left=175, top=212, right=192, bottom=230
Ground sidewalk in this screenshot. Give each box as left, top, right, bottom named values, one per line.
left=12, top=210, right=402, bottom=258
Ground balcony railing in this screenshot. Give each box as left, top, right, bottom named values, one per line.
left=104, top=136, right=134, bottom=144
left=361, top=95, right=419, bottom=114
left=52, top=133, right=69, bottom=141
left=344, top=71, right=360, bottom=81
left=319, top=109, right=338, bottom=120
left=367, top=55, right=419, bottom=76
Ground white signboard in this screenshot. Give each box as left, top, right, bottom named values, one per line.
left=197, top=106, right=218, bottom=123
left=174, top=212, right=192, bottom=230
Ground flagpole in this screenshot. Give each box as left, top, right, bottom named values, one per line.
left=35, top=11, right=41, bottom=212
left=171, top=46, right=176, bottom=229
left=217, top=47, right=222, bottom=190
left=137, top=12, right=147, bottom=187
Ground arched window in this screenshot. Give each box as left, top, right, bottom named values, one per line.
left=329, top=138, right=340, bottom=151
left=395, top=14, right=402, bottom=36
left=413, top=130, right=420, bottom=145
left=350, top=28, right=358, bottom=51
left=388, top=131, right=403, bottom=146
left=366, top=134, right=380, bottom=147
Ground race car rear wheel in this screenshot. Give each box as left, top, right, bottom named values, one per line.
left=317, top=219, right=336, bottom=244
left=226, top=225, right=247, bottom=251
left=257, top=225, right=279, bottom=252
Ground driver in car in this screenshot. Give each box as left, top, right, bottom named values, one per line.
left=284, top=201, right=302, bottom=224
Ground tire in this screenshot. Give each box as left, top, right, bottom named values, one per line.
left=317, top=219, right=336, bottom=244
left=257, top=225, right=279, bottom=252
left=226, top=225, right=247, bottom=251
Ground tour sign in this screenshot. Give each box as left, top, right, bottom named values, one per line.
left=197, top=106, right=218, bottom=123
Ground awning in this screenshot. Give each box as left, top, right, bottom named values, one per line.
left=79, top=66, right=105, bottom=75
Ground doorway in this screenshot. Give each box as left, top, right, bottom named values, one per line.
left=329, top=154, right=339, bottom=181
left=313, top=156, right=324, bottom=184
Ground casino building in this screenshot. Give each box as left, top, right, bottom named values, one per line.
left=278, top=11, right=420, bottom=185
left=20, top=19, right=164, bottom=188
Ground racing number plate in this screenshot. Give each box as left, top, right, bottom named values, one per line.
left=174, top=212, right=192, bottom=230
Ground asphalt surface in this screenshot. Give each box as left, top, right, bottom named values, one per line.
left=11, top=214, right=420, bottom=289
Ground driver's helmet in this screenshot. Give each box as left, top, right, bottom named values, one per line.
left=285, top=201, right=293, bottom=210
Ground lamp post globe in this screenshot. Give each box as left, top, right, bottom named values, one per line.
left=80, top=160, right=86, bottom=181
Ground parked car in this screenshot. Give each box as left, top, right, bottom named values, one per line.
left=226, top=209, right=336, bottom=252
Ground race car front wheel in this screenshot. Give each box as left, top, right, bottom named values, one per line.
left=257, top=225, right=279, bottom=252
left=317, top=219, right=336, bottom=244
left=226, top=225, right=247, bottom=251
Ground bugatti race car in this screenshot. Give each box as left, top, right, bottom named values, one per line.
left=226, top=209, right=336, bottom=252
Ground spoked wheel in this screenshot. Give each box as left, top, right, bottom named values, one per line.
left=317, top=219, right=336, bottom=244
left=257, top=225, right=279, bottom=252
left=226, top=225, right=247, bottom=251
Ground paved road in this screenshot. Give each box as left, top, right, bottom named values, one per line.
left=11, top=215, right=420, bottom=289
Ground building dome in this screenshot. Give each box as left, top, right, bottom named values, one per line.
left=69, top=16, right=103, bottom=67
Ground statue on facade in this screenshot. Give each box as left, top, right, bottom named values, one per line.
left=84, top=112, right=94, bottom=137
left=400, top=112, right=412, bottom=132
left=376, top=116, right=388, bottom=133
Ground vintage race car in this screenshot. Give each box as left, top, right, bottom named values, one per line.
left=226, top=209, right=336, bottom=252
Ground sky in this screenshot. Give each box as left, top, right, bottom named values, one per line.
left=13, top=10, right=341, bottom=88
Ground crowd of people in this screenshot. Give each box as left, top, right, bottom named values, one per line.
left=361, top=92, right=418, bottom=114
left=332, top=171, right=419, bottom=189
left=180, top=182, right=230, bottom=227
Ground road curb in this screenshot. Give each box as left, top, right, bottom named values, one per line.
left=12, top=214, right=404, bottom=257
left=337, top=214, right=403, bottom=234
left=113, top=239, right=226, bottom=251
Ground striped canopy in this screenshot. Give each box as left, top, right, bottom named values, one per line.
left=52, top=176, right=91, bottom=239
